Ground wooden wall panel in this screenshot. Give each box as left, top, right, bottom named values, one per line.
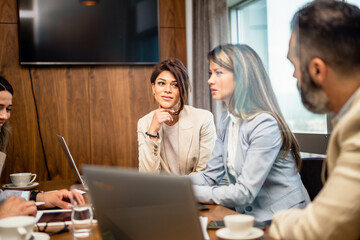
left=127, top=66, right=158, bottom=164
left=173, top=0, right=186, bottom=28
left=159, top=0, right=185, bottom=28
left=89, top=66, right=155, bottom=168
left=175, top=28, right=187, bottom=66
left=160, top=28, right=176, bottom=61
left=30, top=67, right=91, bottom=180
left=0, top=23, right=45, bottom=183
left=159, top=0, right=186, bottom=65
left=159, top=0, right=176, bottom=27
left=0, top=0, right=17, bottom=23
left=160, top=28, right=187, bottom=65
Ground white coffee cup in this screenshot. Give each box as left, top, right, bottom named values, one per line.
left=0, top=216, right=36, bottom=240
left=224, top=214, right=254, bottom=236
left=10, top=173, right=37, bottom=187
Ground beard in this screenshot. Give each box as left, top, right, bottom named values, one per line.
left=297, top=66, right=330, bottom=114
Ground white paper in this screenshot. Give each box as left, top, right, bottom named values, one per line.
left=199, top=216, right=210, bottom=240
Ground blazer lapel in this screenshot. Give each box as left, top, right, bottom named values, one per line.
left=159, top=126, right=171, bottom=173
left=222, top=118, right=230, bottom=177
left=178, top=110, right=194, bottom=174
left=323, top=88, right=360, bottom=182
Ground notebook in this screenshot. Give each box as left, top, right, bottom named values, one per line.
left=56, top=134, right=85, bottom=185
left=82, top=165, right=204, bottom=240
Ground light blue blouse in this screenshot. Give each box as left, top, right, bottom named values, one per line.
left=0, top=190, right=29, bottom=205
left=190, top=112, right=309, bottom=221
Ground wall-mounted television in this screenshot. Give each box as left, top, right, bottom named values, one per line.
left=18, top=0, right=159, bottom=65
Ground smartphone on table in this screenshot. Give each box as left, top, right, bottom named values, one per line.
left=207, top=219, right=272, bottom=230
left=207, top=220, right=225, bottom=229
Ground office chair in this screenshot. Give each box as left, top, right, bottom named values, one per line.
left=300, top=157, right=325, bottom=201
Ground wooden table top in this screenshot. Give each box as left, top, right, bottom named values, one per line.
left=44, top=204, right=240, bottom=240
left=3, top=180, right=268, bottom=240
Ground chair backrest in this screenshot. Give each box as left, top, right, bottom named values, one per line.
left=295, top=133, right=329, bottom=155
left=300, top=157, right=325, bottom=201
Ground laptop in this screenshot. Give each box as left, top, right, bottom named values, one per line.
left=82, top=165, right=204, bottom=240
left=56, top=134, right=85, bottom=185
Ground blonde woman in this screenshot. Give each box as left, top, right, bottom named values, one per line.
left=190, top=44, right=310, bottom=221
left=137, top=58, right=216, bottom=175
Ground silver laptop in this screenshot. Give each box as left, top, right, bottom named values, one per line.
left=82, top=165, right=204, bottom=240
left=56, top=134, right=85, bottom=185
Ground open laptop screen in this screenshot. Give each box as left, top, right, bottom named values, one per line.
left=56, top=134, right=85, bottom=185
left=83, top=165, right=203, bottom=240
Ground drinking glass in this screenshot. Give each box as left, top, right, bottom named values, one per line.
left=70, top=184, right=93, bottom=238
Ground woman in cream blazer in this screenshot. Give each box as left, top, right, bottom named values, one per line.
left=137, top=58, right=216, bottom=175
left=138, top=105, right=215, bottom=174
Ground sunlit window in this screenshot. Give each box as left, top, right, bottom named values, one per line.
left=229, top=0, right=327, bottom=133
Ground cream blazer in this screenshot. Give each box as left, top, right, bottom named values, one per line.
left=137, top=105, right=216, bottom=175
left=269, top=90, right=360, bottom=240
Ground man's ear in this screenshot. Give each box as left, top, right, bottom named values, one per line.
left=308, top=57, right=327, bottom=86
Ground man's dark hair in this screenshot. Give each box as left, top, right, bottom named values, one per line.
left=291, top=0, right=360, bottom=74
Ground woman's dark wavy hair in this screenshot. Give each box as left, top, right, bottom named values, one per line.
left=150, top=58, right=190, bottom=114
left=0, top=76, right=13, bottom=153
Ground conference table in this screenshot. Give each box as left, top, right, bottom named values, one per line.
left=43, top=204, right=248, bottom=240
left=4, top=180, right=268, bottom=240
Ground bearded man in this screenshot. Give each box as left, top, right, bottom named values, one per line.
left=268, top=1, right=360, bottom=239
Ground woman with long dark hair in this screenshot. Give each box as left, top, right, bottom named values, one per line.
left=0, top=76, right=73, bottom=220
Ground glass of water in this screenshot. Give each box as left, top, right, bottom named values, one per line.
left=70, top=184, right=93, bottom=238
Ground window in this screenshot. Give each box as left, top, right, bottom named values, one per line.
left=229, top=0, right=338, bottom=154
left=347, top=0, right=360, bottom=7
left=230, top=0, right=329, bottom=134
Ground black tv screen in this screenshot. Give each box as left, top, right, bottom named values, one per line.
left=18, top=0, right=159, bottom=65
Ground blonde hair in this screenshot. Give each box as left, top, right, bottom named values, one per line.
left=208, top=44, right=301, bottom=171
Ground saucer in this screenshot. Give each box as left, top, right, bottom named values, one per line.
left=216, top=227, right=264, bottom=240
left=32, top=232, right=50, bottom=240
left=2, top=182, right=39, bottom=190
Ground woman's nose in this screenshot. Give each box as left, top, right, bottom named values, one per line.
left=0, top=110, right=8, bottom=120
left=164, top=84, right=172, bottom=92
left=208, top=75, right=215, bottom=85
